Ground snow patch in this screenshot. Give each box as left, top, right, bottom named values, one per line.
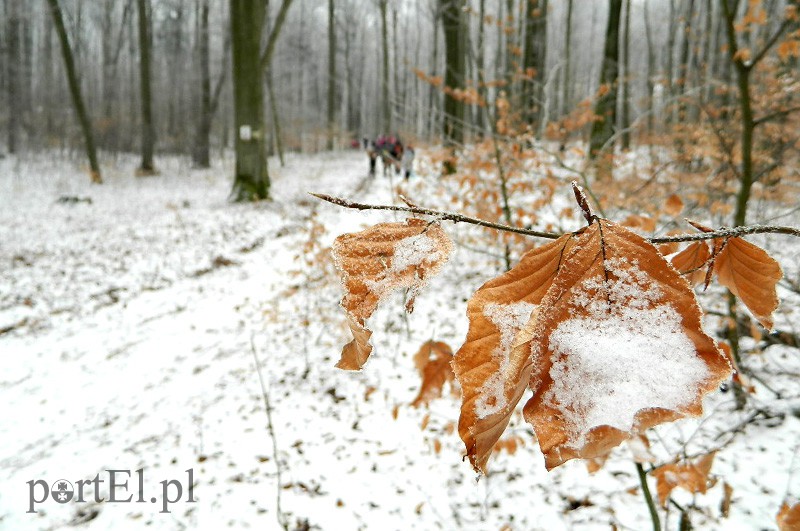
left=543, top=258, right=711, bottom=449
left=474, top=301, right=537, bottom=419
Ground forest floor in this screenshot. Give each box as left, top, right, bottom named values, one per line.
left=0, top=149, right=798, bottom=530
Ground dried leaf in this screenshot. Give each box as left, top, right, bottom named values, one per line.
left=332, top=219, right=453, bottom=369
left=621, top=214, right=657, bottom=233
left=652, top=452, right=717, bottom=507
left=664, top=194, right=685, bottom=216
left=521, top=221, right=730, bottom=469
left=411, top=341, right=455, bottom=408
left=720, top=482, right=733, bottom=518
left=778, top=500, right=800, bottom=531
left=453, top=234, right=576, bottom=473
left=713, top=237, right=782, bottom=330
left=585, top=452, right=610, bottom=474
left=671, top=241, right=712, bottom=287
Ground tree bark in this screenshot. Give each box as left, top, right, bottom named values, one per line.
left=589, top=0, right=623, bottom=178
left=561, top=0, right=573, bottom=118
left=620, top=0, right=632, bottom=149
left=522, top=0, right=548, bottom=129
left=327, top=0, right=337, bottom=149
left=6, top=0, right=19, bottom=153
left=379, top=0, right=391, bottom=133
left=193, top=0, right=212, bottom=167
left=47, top=0, right=102, bottom=183
left=440, top=0, right=466, bottom=147
left=137, top=0, right=155, bottom=172
left=230, top=0, right=269, bottom=201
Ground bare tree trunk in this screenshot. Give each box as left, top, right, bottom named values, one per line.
left=428, top=2, right=440, bottom=139
left=475, top=0, right=486, bottom=134
left=522, top=0, right=548, bottom=129
left=589, top=0, right=623, bottom=179
left=266, top=69, right=285, bottom=166
left=137, top=0, right=155, bottom=172
left=561, top=0, right=573, bottom=118
left=194, top=0, right=212, bottom=167
left=327, top=0, right=336, bottom=149
left=379, top=0, right=391, bottom=133
left=644, top=0, right=656, bottom=136
left=47, top=0, right=102, bottom=183
left=440, top=0, right=466, bottom=147
left=230, top=0, right=269, bottom=200
left=6, top=0, right=19, bottom=153
left=620, top=0, right=632, bottom=149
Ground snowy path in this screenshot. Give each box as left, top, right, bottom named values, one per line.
left=1, top=151, right=798, bottom=530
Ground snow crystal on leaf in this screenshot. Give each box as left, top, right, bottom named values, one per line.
left=391, top=232, right=440, bottom=272
left=364, top=232, right=445, bottom=300
left=542, top=259, right=711, bottom=449
left=474, top=301, right=537, bottom=419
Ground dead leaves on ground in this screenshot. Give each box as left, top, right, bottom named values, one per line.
left=331, top=219, right=453, bottom=369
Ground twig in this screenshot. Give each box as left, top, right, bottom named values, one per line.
left=636, top=462, right=662, bottom=531
left=251, top=335, right=289, bottom=531
left=311, top=192, right=800, bottom=243
left=310, top=193, right=561, bottom=239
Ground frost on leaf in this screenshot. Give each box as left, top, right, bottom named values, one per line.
left=411, top=340, right=455, bottom=407
left=520, top=221, right=730, bottom=470
left=777, top=499, right=800, bottom=531
left=713, top=237, right=782, bottom=330
left=670, top=241, right=712, bottom=287
left=453, top=234, right=576, bottom=473
left=332, top=219, right=453, bottom=370
left=651, top=452, right=717, bottom=507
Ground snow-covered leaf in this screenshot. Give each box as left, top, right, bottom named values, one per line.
left=453, top=234, right=576, bottom=473
left=520, top=220, right=730, bottom=469
left=332, top=219, right=453, bottom=370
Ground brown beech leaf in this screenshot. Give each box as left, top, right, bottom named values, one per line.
left=332, top=219, right=453, bottom=370
left=777, top=500, right=800, bottom=531
left=652, top=452, right=717, bottom=507
left=520, top=220, right=730, bottom=470
left=411, top=340, right=455, bottom=407
left=453, top=234, right=576, bottom=473
left=713, top=237, right=782, bottom=330
left=664, top=194, right=685, bottom=217
left=621, top=214, right=657, bottom=233
left=671, top=241, right=712, bottom=287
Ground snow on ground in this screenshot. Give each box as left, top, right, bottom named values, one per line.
left=0, top=150, right=798, bottom=530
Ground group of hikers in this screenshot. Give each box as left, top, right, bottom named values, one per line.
left=362, top=135, right=415, bottom=179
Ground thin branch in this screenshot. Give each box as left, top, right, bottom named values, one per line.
left=749, top=18, right=791, bottom=69
left=310, top=193, right=562, bottom=239
left=259, top=0, right=295, bottom=73
left=312, top=193, right=800, bottom=243
left=636, top=462, right=662, bottom=531
left=250, top=335, right=288, bottom=531
left=754, top=105, right=800, bottom=127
